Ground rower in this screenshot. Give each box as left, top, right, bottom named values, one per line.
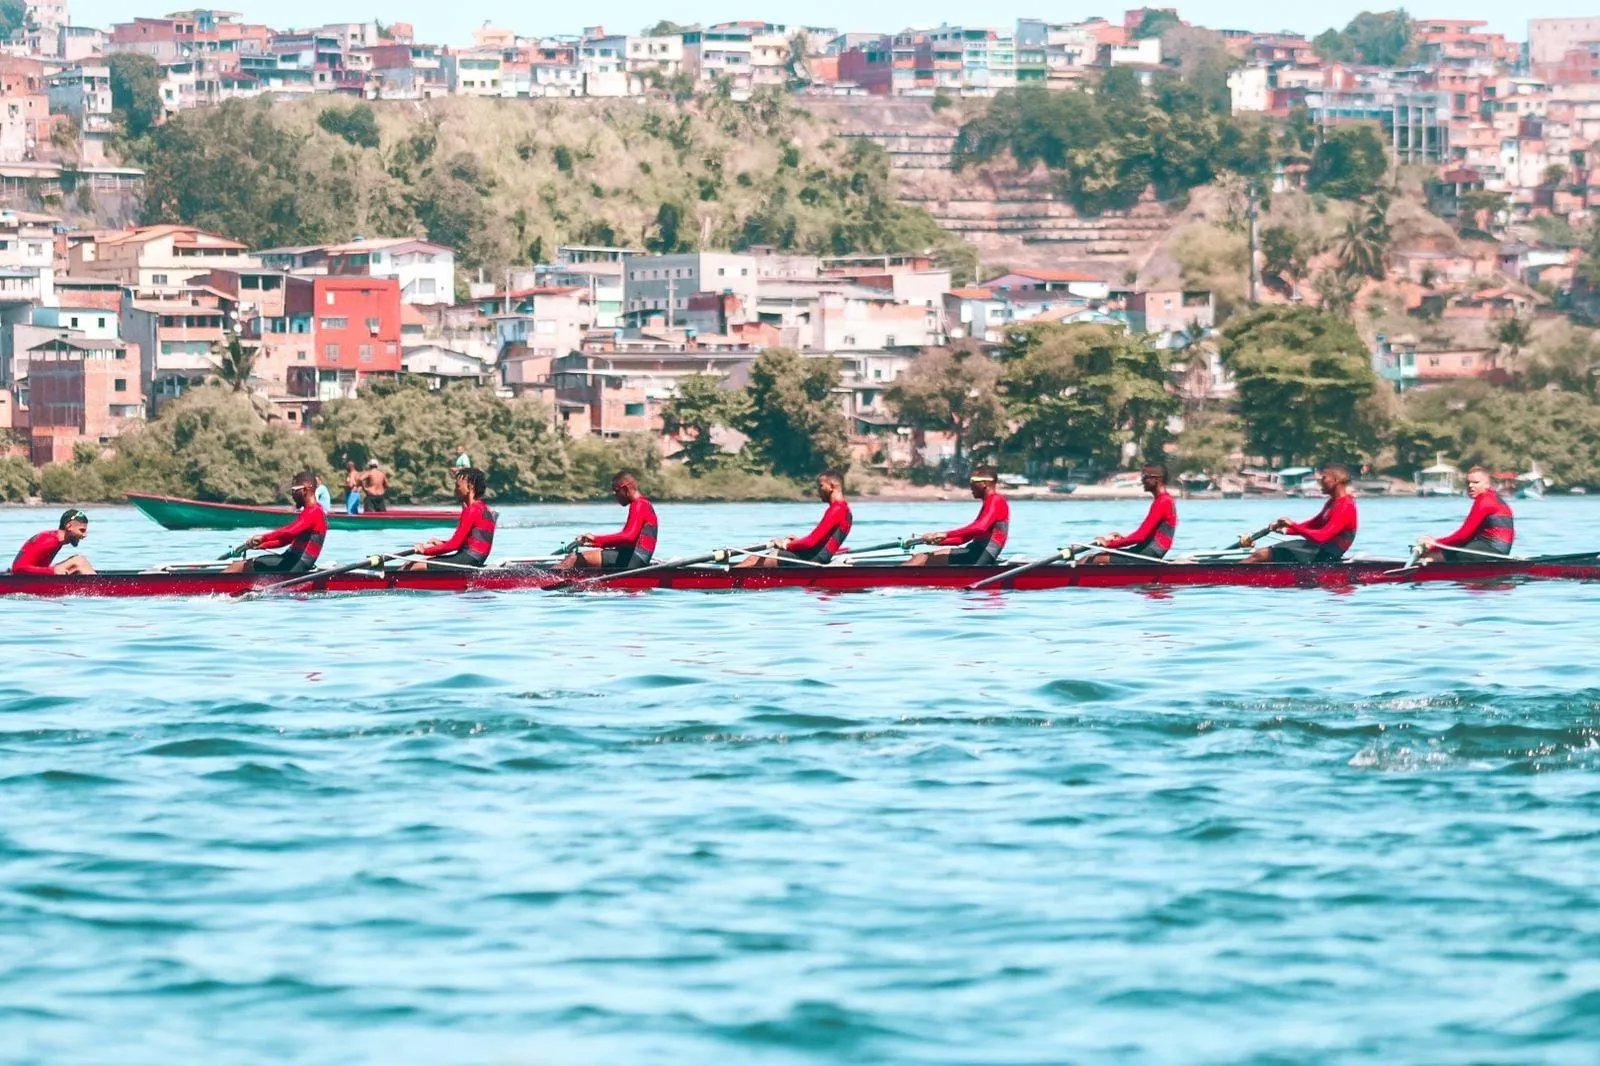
left=559, top=470, right=658, bottom=570
left=407, top=467, right=496, bottom=570
left=1418, top=465, right=1513, bottom=563
left=11, top=509, right=95, bottom=575
left=736, top=469, right=852, bottom=568
left=905, top=465, right=1009, bottom=566
left=1242, top=464, right=1357, bottom=563
left=1089, top=463, right=1177, bottom=564
left=225, top=471, right=328, bottom=574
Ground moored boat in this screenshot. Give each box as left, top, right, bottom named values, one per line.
left=127, top=492, right=459, bottom=531
left=4, top=556, right=1598, bottom=598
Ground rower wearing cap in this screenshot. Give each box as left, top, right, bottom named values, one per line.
left=906, top=465, right=1010, bottom=567
left=225, top=471, right=327, bottom=574
left=1089, top=463, right=1177, bottom=564
left=11, top=509, right=95, bottom=575
left=559, top=470, right=658, bottom=570
left=1243, top=464, right=1358, bottom=563
left=407, top=467, right=495, bottom=570
left=1418, top=465, right=1513, bottom=563
left=736, top=469, right=852, bottom=568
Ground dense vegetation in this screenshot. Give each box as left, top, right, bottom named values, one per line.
left=1313, top=10, right=1415, bottom=66
left=121, top=93, right=972, bottom=283
left=952, top=73, right=1388, bottom=215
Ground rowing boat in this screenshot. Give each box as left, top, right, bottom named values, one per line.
left=127, top=492, right=459, bottom=531
left=4, top=557, right=1599, bottom=598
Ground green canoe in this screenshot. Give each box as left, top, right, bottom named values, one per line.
left=128, top=493, right=460, bottom=532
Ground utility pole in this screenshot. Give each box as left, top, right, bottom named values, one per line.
left=1246, top=182, right=1261, bottom=307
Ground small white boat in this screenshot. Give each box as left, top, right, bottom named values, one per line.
left=1517, top=464, right=1547, bottom=500
left=1416, top=460, right=1462, bottom=497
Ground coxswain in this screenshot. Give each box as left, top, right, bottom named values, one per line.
left=905, top=465, right=1010, bottom=566
left=1089, top=463, right=1177, bottom=564
left=559, top=470, right=658, bottom=569
left=1418, top=465, right=1513, bottom=563
left=225, top=471, right=328, bottom=574
left=735, top=469, right=852, bottom=568
left=1243, top=464, right=1358, bottom=563
left=406, top=467, right=496, bottom=570
left=11, top=509, right=95, bottom=575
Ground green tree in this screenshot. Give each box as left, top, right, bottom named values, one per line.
left=1173, top=411, right=1245, bottom=474
left=108, top=52, right=163, bottom=137
left=1402, top=382, right=1600, bottom=487
left=0, top=453, right=36, bottom=502
left=1220, top=306, right=1388, bottom=465
left=1261, top=224, right=1315, bottom=291
left=0, top=0, right=25, bottom=36
left=1335, top=200, right=1390, bottom=280
left=317, top=378, right=567, bottom=501
left=211, top=335, right=258, bottom=392
left=997, top=323, right=1179, bottom=471
left=1314, top=10, right=1415, bottom=65
left=1523, top=329, right=1600, bottom=396
left=646, top=200, right=692, bottom=253
left=1307, top=124, right=1388, bottom=200
left=884, top=343, right=1005, bottom=471
left=644, top=20, right=686, bottom=36
left=661, top=374, right=750, bottom=473
left=740, top=348, right=851, bottom=478
left=1314, top=269, right=1360, bottom=316
left=316, top=103, right=381, bottom=149
left=1133, top=9, right=1181, bottom=38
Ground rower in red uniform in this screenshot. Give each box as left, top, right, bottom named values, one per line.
left=225, top=471, right=328, bottom=574
left=1243, top=464, right=1358, bottom=563
left=1419, top=465, right=1513, bottom=563
left=736, top=469, right=852, bottom=568
left=560, top=470, right=658, bottom=569
left=408, top=467, right=496, bottom=570
left=906, top=465, right=1010, bottom=566
left=1090, top=463, right=1177, bottom=564
left=11, top=509, right=95, bottom=575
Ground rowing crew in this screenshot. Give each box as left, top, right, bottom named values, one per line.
left=9, top=460, right=1517, bottom=577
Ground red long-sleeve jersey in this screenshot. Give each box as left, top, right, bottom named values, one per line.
left=938, top=494, right=1010, bottom=551
left=1286, top=494, right=1358, bottom=553
left=1435, top=492, right=1514, bottom=549
left=11, top=530, right=64, bottom=574
left=787, top=499, right=853, bottom=562
left=590, top=497, right=659, bottom=556
left=1103, top=492, right=1178, bottom=554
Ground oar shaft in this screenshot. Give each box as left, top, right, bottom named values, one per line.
left=968, top=545, right=1081, bottom=590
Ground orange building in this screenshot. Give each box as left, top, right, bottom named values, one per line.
left=24, top=335, right=144, bottom=464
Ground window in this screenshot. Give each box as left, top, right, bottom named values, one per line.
left=624, top=402, right=646, bottom=417
left=359, top=344, right=374, bottom=362
left=326, top=291, right=336, bottom=305
left=385, top=342, right=398, bottom=356
left=319, top=317, right=348, bottom=330
left=70, top=316, right=79, bottom=328
left=113, top=378, right=126, bottom=392
left=296, top=351, right=307, bottom=361
left=366, top=317, right=380, bottom=332
left=152, top=274, right=168, bottom=285
left=1462, top=355, right=1474, bottom=367
left=325, top=344, right=340, bottom=361
left=98, top=317, right=106, bottom=328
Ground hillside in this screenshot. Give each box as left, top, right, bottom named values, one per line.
left=127, top=92, right=968, bottom=282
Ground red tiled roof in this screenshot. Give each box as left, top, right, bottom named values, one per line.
left=947, top=287, right=995, bottom=299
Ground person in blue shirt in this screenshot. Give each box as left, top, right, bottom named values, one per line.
left=313, top=473, right=333, bottom=513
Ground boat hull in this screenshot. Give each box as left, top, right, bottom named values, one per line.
left=4, top=559, right=1599, bottom=598
left=127, top=493, right=459, bottom=531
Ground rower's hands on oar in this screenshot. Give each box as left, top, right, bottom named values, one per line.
left=1417, top=536, right=1438, bottom=551
left=413, top=537, right=442, bottom=554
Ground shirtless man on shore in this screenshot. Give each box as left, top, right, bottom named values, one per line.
left=362, top=459, right=390, bottom=513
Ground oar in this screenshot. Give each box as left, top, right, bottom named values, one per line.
left=550, top=543, right=770, bottom=590
left=841, top=537, right=918, bottom=556
left=968, top=544, right=1086, bottom=590
left=1225, top=525, right=1276, bottom=551
left=1383, top=545, right=1426, bottom=576
left=247, top=550, right=416, bottom=597
left=218, top=541, right=250, bottom=561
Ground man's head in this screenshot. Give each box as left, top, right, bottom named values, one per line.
left=1319, top=464, right=1351, bottom=495
left=1466, top=465, right=1492, bottom=497
left=817, top=469, right=843, bottom=500
left=969, top=465, right=998, bottom=498
left=59, top=508, right=88, bottom=545
left=289, top=470, right=316, bottom=505
left=455, top=467, right=487, bottom=501
left=1140, top=463, right=1168, bottom=493
left=612, top=471, right=639, bottom=504
left=367, top=459, right=380, bottom=469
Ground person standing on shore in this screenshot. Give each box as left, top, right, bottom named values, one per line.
left=343, top=460, right=363, bottom=515
left=453, top=445, right=471, bottom=471
left=313, top=473, right=333, bottom=513
left=362, top=460, right=390, bottom=513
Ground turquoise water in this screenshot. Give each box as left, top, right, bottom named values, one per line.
left=3, top=497, right=1599, bottom=1063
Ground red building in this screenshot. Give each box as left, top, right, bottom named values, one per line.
left=285, top=275, right=402, bottom=400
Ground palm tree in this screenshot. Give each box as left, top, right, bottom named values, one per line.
left=211, top=335, right=258, bottom=392
left=1336, top=209, right=1388, bottom=280
left=1495, top=314, right=1532, bottom=379
left=1314, top=270, right=1360, bottom=317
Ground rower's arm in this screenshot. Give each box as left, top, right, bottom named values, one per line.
left=589, top=502, right=644, bottom=549
left=423, top=509, right=475, bottom=556
left=1432, top=496, right=1488, bottom=548
left=786, top=505, right=840, bottom=554
left=256, top=509, right=315, bottom=550
left=1287, top=501, right=1352, bottom=545
left=937, top=498, right=997, bottom=545
left=1102, top=500, right=1164, bottom=550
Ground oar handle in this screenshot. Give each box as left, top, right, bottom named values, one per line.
left=1227, top=524, right=1277, bottom=550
